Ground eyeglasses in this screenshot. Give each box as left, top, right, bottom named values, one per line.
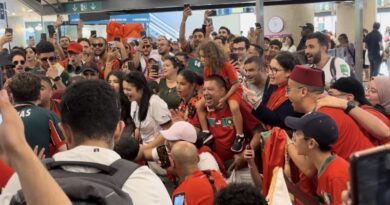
left=92, top=43, right=104, bottom=48
left=40, top=56, right=57, bottom=62
left=268, top=66, right=284, bottom=74
left=13, top=60, right=25, bottom=66
left=232, top=47, right=246, bottom=52
left=142, top=45, right=151, bottom=49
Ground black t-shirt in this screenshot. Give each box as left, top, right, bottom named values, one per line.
left=364, top=30, right=382, bottom=56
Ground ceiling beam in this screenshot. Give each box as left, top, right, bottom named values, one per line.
left=19, top=0, right=353, bottom=16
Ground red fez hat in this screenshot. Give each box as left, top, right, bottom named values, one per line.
left=290, top=65, right=325, bottom=87
left=67, top=42, right=83, bottom=54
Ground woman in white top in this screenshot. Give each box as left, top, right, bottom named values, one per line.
left=281, top=35, right=297, bottom=53
left=123, top=71, right=172, bottom=149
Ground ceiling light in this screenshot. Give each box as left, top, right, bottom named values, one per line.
left=35, top=24, right=42, bottom=31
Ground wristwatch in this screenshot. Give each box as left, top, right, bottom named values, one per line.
left=344, top=101, right=356, bottom=114
left=53, top=76, right=61, bottom=82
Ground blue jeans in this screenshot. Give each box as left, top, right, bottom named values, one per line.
left=369, top=55, right=382, bottom=77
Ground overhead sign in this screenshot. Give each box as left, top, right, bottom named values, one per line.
left=65, top=1, right=102, bottom=13
left=69, top=13, right=150, bottom=25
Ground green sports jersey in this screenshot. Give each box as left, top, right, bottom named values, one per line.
left=187, top=58, right=204, bottom=77
left=15, top=102, right=65, bottom=157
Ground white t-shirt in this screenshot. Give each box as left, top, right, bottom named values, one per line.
left=318, top=57, right=351, bottom=85
left=198, top=152, right=221, bottom=173
left=131, top=94, right=171, bottom=144
left=0, top=146, right=172, bottom=205
left=281, top=45, right=297, bottom=53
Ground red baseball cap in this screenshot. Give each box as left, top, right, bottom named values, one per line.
left=290, top=65, right=325, bottom=87
left=67, top=42, right=83, bottom=54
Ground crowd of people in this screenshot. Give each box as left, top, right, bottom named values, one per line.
left=0, top=6, right=389, bottom=205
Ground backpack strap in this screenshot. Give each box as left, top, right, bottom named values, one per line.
left=202, top=170, right=217, bottom=194
left=43, top=158, right=139, bottom=188
left=44, top=159, right=116, bottom=174
left=330, top=57, right=337, bottom=82
left=109, top=159, right=140, bottom=188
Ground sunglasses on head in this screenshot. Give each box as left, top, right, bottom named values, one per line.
left=12, top=60, right=25, bottom=66
left=142, top=45, right=151, bottom=49
left=92, top=43, right=104, bottom=48
left=40, top=56, right=57, bottom=62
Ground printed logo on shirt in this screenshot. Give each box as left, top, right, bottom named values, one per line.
left=18, top=109, right=31, bottom=118
left=340, top=64, right=349, bottom=76
left=221, top=117, right=234, bottom=127
left=321, top=191, right=332, bottom=205
left=207, top=118, right=216, bottom=127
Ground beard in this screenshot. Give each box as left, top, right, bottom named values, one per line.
left=306, top=50, right=321, bottom=64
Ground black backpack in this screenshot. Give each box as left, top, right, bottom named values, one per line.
left=10, top=158, right=139, bottom=205
left=330, top=57, right=358, bottom=84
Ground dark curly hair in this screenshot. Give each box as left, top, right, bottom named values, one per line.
left=60, top=80, right=120, bottom=146
left=8, top=73, right=41, bottom=102
left=214, top=183, right=267, bottom=205
left=198, top=41, right=227, bottom=74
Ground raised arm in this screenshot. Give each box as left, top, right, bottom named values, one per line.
left=0, top=90, right=71, bottom=205
left=179, top=7, right=192, bottom=50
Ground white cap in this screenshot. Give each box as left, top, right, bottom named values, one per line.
left=160, top=121, right=197, bottom=143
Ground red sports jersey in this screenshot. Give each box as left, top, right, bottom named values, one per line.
left=207, top=100, right=260, bottom=161
left=318, top=107, right=374, bottom=160
left=177, top=92, right=202, bottom=126
left=317, top=155, right=349, bottom=205
left=172, top=170, right=227, bottom=205
left=361, top=105, right=390, bottom=145
left=0, top=160, right=14, bottom=188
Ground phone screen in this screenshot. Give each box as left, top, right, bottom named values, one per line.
left=151, top=64, right=159, bottom=73
left=173, top=193, right=185, bottom=205
left=350, top=146, right=390, bottom=205
left=41, top=33, right=47, bottom=41
left=91, top=30, right=97, bottom=37
left=156, top=145, right=171, bottom=169
left=47, top=25, right=55, bottom=37
left=230, top=53, right=238, bottom=62
left=5, top=28, right=12, bottom=35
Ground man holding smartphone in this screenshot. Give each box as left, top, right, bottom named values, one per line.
left=170, top=141, right=227, bottom=205
left=0, top=29, right=13, bottom=51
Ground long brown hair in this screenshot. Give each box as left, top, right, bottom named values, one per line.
left=198, top=41, right=227, bottom=74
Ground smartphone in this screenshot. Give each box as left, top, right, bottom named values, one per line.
left=209, top=10, right=217, bottom=16
left=246, top=145, right=252, bottom=150
left=47, top=25, right=56, bottom=38
left=114, top=37, right=121, bottom=42
left=151, top=64, right=159, bottom=74
left=5, top=28, right=12, bottom=35
left=255, top=23, right=262, bottom=29
left=41, top=33, right=47, bottom=41
left=156, top=145, right=171, bottom=169
left=184, top=4, right=190, bottom=9
left=140, top=31, right=146, bottom=37
left=173, top=193, right=185, bottom=205
left=250, top=27, right=255, bottom=33
left=230, top=53, right=238, bottom=62
left=29, top=36, right=34, bottom=40
left=206, top=18, right=213, bottom=25
left=350, top=144, right=390, bottom=205
left=90, top=30, right=97, bottom=37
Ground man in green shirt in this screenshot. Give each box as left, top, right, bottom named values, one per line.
left=8, top=73, right=67, bottom=157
